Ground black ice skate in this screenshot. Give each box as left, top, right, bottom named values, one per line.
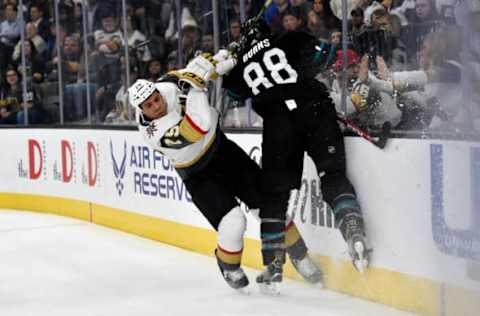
left=215, top=251, right=249, bottom=291
left=256, top=257, right=283, bottom=295
left=338, top=212, right=372, bottom=273
left=290, top=254, right=323, bottom=285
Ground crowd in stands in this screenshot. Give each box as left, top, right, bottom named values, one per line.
left=0, top=0, right=478, bottom=133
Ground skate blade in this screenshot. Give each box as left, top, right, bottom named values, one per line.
left=312, top=279, right=325, bottom=289
left=353, top=240, right=369, bottom=274
left=258, top=282, right=281, bottom=296
left=304, top=273, right=324, bottom=287
left=235, top=286, right=251, bottom=295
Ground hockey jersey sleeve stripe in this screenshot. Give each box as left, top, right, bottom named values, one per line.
left=174, top=132, right=217, bottom=169
left=179, top=114, right=207, bottom=143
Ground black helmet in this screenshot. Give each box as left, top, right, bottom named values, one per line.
left=239, top=17, right=271, bottom=50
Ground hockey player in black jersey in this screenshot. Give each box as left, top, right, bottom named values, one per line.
left=222, top=18, right=371, bottom=278
left=128, top=52, right=322, bottom=293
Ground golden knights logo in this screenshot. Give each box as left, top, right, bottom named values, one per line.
left=146, top=122, right=157, bottom=138
left=110, top=140, right=127, bottom=196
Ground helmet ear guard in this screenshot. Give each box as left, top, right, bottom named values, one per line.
left=128, top=79, right=156, bottom=111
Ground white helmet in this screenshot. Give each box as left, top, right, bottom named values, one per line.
left=128, top=79, right=156, bottom=111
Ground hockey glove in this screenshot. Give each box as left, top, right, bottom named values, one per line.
left=178, top=53, right=217, bottom=91
left=212, top=49, right=237, bottom=77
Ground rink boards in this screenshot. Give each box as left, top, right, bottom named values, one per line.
left=0, top=128, right=478, bottom=316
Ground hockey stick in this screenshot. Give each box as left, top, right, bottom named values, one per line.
left=254, top=0, right=273, bottom=22
left=336, top=116, right=391, bottom=149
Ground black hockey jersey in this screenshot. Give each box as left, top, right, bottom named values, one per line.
left=223, top=31, right=326, bottom=117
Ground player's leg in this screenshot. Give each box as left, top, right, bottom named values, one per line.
left=226, top=137, right=324, bottom=285
left=215, top=206, right=249, bottom=289
left=285, top=218, right=323, bottom=284
left=256, top=115, right=303, bottom=293
left=302, top=101, right=371, bottom=272
left=183, top=169, right=249, bottom=290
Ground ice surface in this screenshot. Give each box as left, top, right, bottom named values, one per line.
left=0, top=210, right=415, bottom=316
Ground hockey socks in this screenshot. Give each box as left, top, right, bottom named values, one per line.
left=257, top=219, right=286, bottom=295
left=215, top=248, right=249, bottom=290
left=285, top=222, right=323, bottom=284
left=333, top=194, right=371, bottom=273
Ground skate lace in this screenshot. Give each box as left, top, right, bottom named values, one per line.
left=344, top=214, right=364, bottom=240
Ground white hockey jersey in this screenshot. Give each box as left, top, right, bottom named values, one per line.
left=136, top=81, right=219, bottom=172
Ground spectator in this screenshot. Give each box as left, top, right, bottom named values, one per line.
left=312, top=0, right=341, bottom=33
left=357, top=29, right=465, bottom=130
left=330, top=48, right=362, bottom=111
left=144, top=58, right=164, bottom=82
left=166, top=17, right=201, bottom=67
left=104, top=59, right=138, bottom=125
left=200, top=33, right=214, bottom=54
left=306, top=9, right=330, bottom=40
left=264, top=0, right=292, bottom=35
left=93, top=13, right=123, bottom=58
left=16, top=87, right=44, bottom=124
left=83, top=0, right=118, bottom=34
left=126, top=13, right=152, bottom=68
left=0, top=67, right=21, bottom=124
left=230, top=0, right=254, bottom=20
left=11, top=22, right=47, bottom=59
left=463, top=0, right=480, bottom=126
left=91, top=11, right=124, bottom=93
left=129, top=0, right=164, bottom=38
left=0, top=3, right=20, bottom=74
left=0, top=66, right=44, bottom=124
left=228, top=18, right=242, bottom=44
left=46, top=35, right=82, bottom=83
left=57, top=0, right=76, bottom=34
left=402, top=0, right=443, bottom=59
left=282, top=7, right=307, bottom=33
left=58, top=36, right=99, bottom=123
left=44, top=21, right=67, bottom=67
left=164, top=2, right=196, bottom=46
left=330, top=29, right=342, bottom=44
left=406, top=0, right=440, bottom=24
left=2, top=0, right=27, bottom=17
left=72, top=2, right=84, bottom=36
left=28, top=3, right=51, bottom=42
left=330, top=50, right=402, bottom=128
left=290, top=0, right=312, bottom=23
left=349, top=7, right=366, bottom=35
left=13, top=39, right=46, bottom=84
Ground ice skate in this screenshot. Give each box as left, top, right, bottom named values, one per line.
left=256, top=260, right=283, bottom=295
left=290, top=254, right=323, bottom=285
left=215, top=251, right=249, bottom=291
left=339, top=212, right=372, bottom=273
left=348, top=233, right=371, bottom=273
left=221, top=268, right=250, bottom=293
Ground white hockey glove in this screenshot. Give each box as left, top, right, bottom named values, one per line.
left=178, top=53, right=217, bottom=90
left=212, top=49, right=237, bottom=77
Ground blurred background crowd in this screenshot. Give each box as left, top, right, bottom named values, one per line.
left=0, top=0, right=478, bottom=137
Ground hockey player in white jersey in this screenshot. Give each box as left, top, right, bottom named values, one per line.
left=128, top=53, right=322, bottom=293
